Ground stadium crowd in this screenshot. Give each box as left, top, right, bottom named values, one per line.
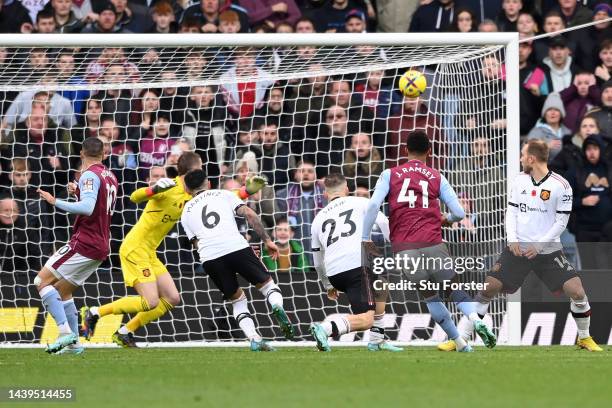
left=0, top=0, right=611, bottom=278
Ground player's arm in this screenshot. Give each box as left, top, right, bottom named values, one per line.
left=235, top=175, right=267, bottom=200
left=38, top=170, right=99, bottom=216
left=310, top=219, right=333, bottom=291
left=235, top=203, right=279, bottom=259
left=535, top=185, right=572, bottom=248
left=180, top=213, right=198, bottom=250
left=130, top=178, right=176, bottom=203
left=362, top=169, right=391, bottom=241
left=439, top=175, right=466, bottom=224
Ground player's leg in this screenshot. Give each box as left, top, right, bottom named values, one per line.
left=120, top=260, right=180, bottom=339
left=238, top=247, right=294, bottom=339
left=423, top=291, right=471, bottom=352
left=82, top=248, right=159, bottom=340
left=367, top=282, right=403, bottom=352
left=54, top=280, right=85, bottom=355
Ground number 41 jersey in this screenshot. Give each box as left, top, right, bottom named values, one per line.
left=181, top=189, right=249, bottom=262
left=311, top=196, right=389, bottom=277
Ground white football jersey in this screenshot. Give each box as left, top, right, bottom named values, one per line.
left=507, top=171, right=572, bottom=254
left=181, top=189, right=249, bottom=262
left=311, top=196, right=389, bottom=277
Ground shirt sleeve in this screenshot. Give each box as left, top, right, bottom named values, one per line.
left=181, top=212, right=195, bottom=241
left=362, top=169, right=391, bottom=240
left=439, top=175, right=465, bottom=222
left=54, top=170, right=99, bottom=216
left=538, top=184, right=572, bottom=244
left=375, top=211, right=390, bottom=241
left=227, top=190, right=245, bottom=213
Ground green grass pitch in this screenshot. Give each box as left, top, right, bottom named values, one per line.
left=1, top=346, right=611, bottom=408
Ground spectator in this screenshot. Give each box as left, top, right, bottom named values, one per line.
left=6, top=99, right=69, bottom=192
left=147, top=165, right=166, bottom=186
left=566, top=135, right=612, bottom=269
left=218, top=9, right=242, bottom=33
left=344, top=8, right=366, bottom=32
left=232, top=151, right=276, bottom=227
left=254, top=86, right=293, bottom=141
left=220, top=47, right=274, bottom=118
left=274, top=160, right=327, bottom=258
left=375, top=0, right=417, bottom=32
left=55, top=50, right=90, bottom=116
left=354, top=69, right=402, bottom=121
left=517, top=11, right=538, bottom=39
left=560, top=71, right=601, bottom=133
left=262, top=217, right=311, bottom=273
left=307, top=104, right=349, bottom=177
left=131, top=89, right=160, bottom=140
left=496, top=0, right=522, bottom=32
left=138, top=112, right=179, bottom=180
left=70, top=0, right=94, bottom=20
left=71, top=97, right=102, bottom=162
left=590, top=80, right=611, bottom=139
left=533, top=11, right=576, bottom=64
left=23, top=49, right=50, bottom=83
left=554, top=0, right=592, bottom=27
left=238, top=0, right=301, bottom=29
left=92, top=66, right=134, bottom=129
left=49, top=0, right=87, bottom=33
left=225, top=119, right=263, bottom=164
left=158, top=69, right=187, bottom=133
left=99, top=114, right=138, bottom=173
left=85, top=47, right=139, bottom=84
left=520, top=41, right=547, bottom=135
left=180, top=0, right=250, bottom=33
left=258, top=121, right=294, bottom=188
left=110, top=0, right=152, bottom=33
left=409, top=0, right=460, bottom=32
left=314, top=0, right=366, bottom=32
left=551, top=114, right=600, bottom=175
left=386, top=95, right=443, bottom=169
left=0, top=0, right=33, bottom=33
left=463, top=0, right=503, bottom=22
left=148, top=0, right=178, bottom=33
left=0, top=196, right=32, bottom=273
left=595, top=39, right=612, bottom=85
left=81, top=1, right=130, bottom=33
left=275, top=21, right=294, bottom=32
left=354, top=184, right=370, bottom=198
left=569, top=4, right=612, bottom=72
left=179, top=15, right=202, bottom=32
left=478, top=19, right=499, bottom=32
left=527, top=92, right=571, bottom=161
left=324, top=79, right=374, bottom=134
left=294, top=16, right=315, bottom=32
left=183, top=85, right=224, bottom=184
left=449, top=7, right=478, bottom=32
left=35, top=8, right=58, bottom=33
left=3, top=85, right=76, bottom=131
left=342, top=132, right=382, bottom=190
left=542, top=36, right=579, bottom=93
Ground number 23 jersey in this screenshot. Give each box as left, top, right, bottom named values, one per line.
left=181, top=189, right=249, bottom=262
left=311, top=196, right=389, bottom=277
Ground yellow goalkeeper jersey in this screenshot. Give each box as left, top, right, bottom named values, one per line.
left=122, top=177, right=191, bottom=253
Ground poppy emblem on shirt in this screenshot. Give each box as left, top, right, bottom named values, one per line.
left=540, top=190, right=551, bottom=201
left=531, top=190, right=536, bottom=196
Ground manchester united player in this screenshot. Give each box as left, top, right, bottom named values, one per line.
left=362, top=131, right=496, bottom=352
left=36, top=137, right=118, bottom=354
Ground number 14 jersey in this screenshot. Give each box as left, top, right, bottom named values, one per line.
left=311, top=196, right=389, bottom=277
left=181, top=189, right=249, bottom=262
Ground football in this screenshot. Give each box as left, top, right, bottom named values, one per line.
left=398, top=69, right=427, bottom=98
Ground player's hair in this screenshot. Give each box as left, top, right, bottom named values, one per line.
left=177, top=151, right=201, bottom=176
left=184, top=169, right=207, bottom=192
left=324, top=173, right=347, bottom=191
left=526, top=139, right=549, bottom=163
left=81, top=137, right=104, bottom=158
left=406, top=130, right=431, bottom=155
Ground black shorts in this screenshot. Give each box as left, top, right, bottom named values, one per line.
left=488, top=248, right=578, bottom=294
left=203, top=247, right=271, bottom=298
left=328, top=267, right=376, bottom=314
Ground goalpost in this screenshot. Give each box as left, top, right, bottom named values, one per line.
left=0, top=33, right=520, bottom=347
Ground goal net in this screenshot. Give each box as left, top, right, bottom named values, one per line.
left=0, top=33, right=520, bottom=346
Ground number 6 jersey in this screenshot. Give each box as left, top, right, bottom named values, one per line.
left=311, top=196, right=389, bottom=277
left=181, top=189, right=249, bottom=262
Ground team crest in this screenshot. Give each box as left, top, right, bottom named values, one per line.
left=540, top=190, right=551, bottom=201
left=142, top=269, right=151, bottom=277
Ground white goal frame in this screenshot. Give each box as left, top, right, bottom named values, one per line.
left=0, top=33, right=521, bottom=347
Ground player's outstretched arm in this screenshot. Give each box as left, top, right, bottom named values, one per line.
left=130, top=177, right=176, bottom=203
left=362, top=169, right=391, bottom=241
left=38, top=170, right=99, bottom=216
left=235, top=175, right=267, bottom=200
left=235, top=204, right=278, bottom=259
left=439, top=175, right=465, bottom=224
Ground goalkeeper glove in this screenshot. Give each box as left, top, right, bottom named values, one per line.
left=151, top=177, right=176, bottom=194
left=245, top=175, right=266, bottom=195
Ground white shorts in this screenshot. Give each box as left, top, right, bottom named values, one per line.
left=44, top=245, right=102, bottom=287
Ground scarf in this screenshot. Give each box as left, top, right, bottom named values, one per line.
left=286, top=183, right=325, bottom=218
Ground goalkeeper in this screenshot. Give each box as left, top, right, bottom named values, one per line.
left=81, top=152, right=266, bottom=347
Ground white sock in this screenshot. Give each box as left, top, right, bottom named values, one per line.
left=475, top=293, right=491, bottom=316
left=570, top=297, right=591, bottom=339
left=458, top=318, right=474, bottom=340
left=58, top=321, right=72, bottom=335
left=369, top=313, right=385, bottom=344
left=90, top=306, right=99, bottom=316
left=118, top=325, right=130, bottom=335
left=321, top=316, right=350, bottom=337
left=259, top=280, right=283, bottom=309
left=454, top=335, right=468, bottom=351
left=232, top=294, right=261, bottom=342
